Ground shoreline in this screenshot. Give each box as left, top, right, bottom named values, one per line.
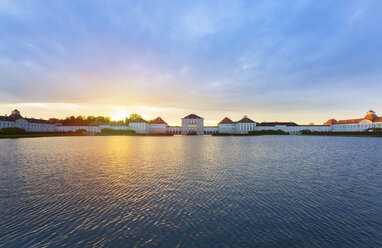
left=0, top=133, right=174, bottom=139
left=1, top=133, right=382, bottom=139
left=301, top=134, right=382, bottom=138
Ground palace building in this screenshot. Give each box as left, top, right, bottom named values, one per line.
left=324, top=110, right=382, bottom=125
left=181, top=114, right=204, bottom=135
left=323, top=110, right=382, bottom=132
left=218, top=117, right=236, bottom=134
left=1, top=109, right=381, bottom=135
left=0, top=109, right=56, bottom=132
left=149, top=117, right=168, bottom=134
left=216, top=116, right=257, bottom=134
left=128, top=116, right=149, bottom=134
left=235, top=116, right=257, bottom=134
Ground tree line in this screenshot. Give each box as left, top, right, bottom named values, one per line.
left=50, top=113, right=141, bottom=126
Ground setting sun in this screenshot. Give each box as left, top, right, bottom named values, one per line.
left=110, top=109, right=129, bottom=121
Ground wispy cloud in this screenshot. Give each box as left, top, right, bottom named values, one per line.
left=0, top=0, right=382, bottom=124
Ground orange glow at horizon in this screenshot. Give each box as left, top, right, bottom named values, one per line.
left=0, top=102, right=365, bottom=126
left=110, top=110, right=130, bottom=121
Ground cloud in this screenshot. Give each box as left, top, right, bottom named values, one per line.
left=0, top=0, right=382, bottom=124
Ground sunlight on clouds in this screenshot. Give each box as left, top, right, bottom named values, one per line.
left=204, top=120, right=218, bottom=126
left=0, top=1, right=382, bottom=124
left=110, top=109, right=130, bottom=121
left=0, top=103, right=186, bottom=125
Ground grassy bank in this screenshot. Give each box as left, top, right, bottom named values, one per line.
left=213, top=130, right=289, bottom=136
left=249, top=130, right=289, bottom=135
left=0, top=133, right=174, bottom=139
left=300, top=131, right=382, bottom=137
left=0, top=132, right=174, bottom=139
left=0, top=133, right=86, bottom=139
left=97, top=128, right=173, bottom=136
left=95, top=133, right=173, bottom=136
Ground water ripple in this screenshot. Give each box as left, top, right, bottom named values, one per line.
left=0, top=136, right=381, bottom=247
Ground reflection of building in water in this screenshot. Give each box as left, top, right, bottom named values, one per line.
left=1, top=109, right=382, bottom=135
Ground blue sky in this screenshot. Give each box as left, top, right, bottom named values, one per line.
left=0, top=0, right=381, bottom=125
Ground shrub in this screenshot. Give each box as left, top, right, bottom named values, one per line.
left=99, top=128, right=136, bottom=135
left=300, top=129, right=312, bottom=134
left=75, top=129, right=87, bottom=134
left=366, top=127, right=382, bottom=132
left=0, top=127, right=26, bottom=135
left=248, top=130, right=288, bottom=135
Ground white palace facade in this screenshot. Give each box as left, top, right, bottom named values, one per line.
left=0, top=110, right=56, bottom=132
left=1, top=109, right=382, bottom=135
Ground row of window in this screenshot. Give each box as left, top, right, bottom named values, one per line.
left=204, top=131, right=218, bottom=134
left=168, top=131, right=181, bottom=134
left=0, top=122, right=14, bottom=127
left=239, top=124, right=256, bottom=130
left=0, top=122, right=54, bottom=128
left=184, top=120, right=201, bottom=125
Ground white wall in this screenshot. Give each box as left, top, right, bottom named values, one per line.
left=56, top=125, right=100, bottom=133
left=129, top=122, right=149, bottom=134
left=203, top=126, right=218, bottom=134
left=100, top=125, right=130, bottom=131
left=236, top=122, right=256, bottom=134
left=331, top=123, right=379, bottom=132
left=167, top=126, right=181, bottom=134
left=0, top=119, right=55, bottom=132
left=218, top=124, right=236, bottom=134
left=182, top=118, right=204, bottom=135
left=150, top=124, right=167, bottom=133
left=0, top=121, right=15, bottom=129
left=256, top=125, right=331, bottom=133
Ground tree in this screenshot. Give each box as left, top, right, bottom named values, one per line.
left=57, top=115, right=111, bottom=125
left=75, top=129, right=87, bottom=134
left=125, top=113, right=140, bottom=124
left=300, top=129, right=312, bottom=134
left=86, top=116, right=96, bottom=124
left=95, top=116, right=111, bottom=123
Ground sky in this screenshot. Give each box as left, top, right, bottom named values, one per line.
left=0, top=0, right=382, bottom=125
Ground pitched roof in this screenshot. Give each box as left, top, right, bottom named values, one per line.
left=25, top=118, right=50, bottom=124
left=237, top=116, right=255, bottom=123
left=374, top=117, right=382, bottom=122
left=0, top=115, right=52, bottom=124
left=324, top=119, right=338, bottom=125
left=183, top=114, right=202, bottom=119
left=218, top=117, right=235, bottom=125
left=258, top=122, right=298, bottom=126
left=150, top=117, right=167, bottom=125
left=336, top=118, right=364, bottom=124
left=9, top=113, right=23, bottom=119
left=364, top=114, right=377, bottom=121
left=0, top=116, right=15, bottom=122
left=129, top=117, right=148, bottom=123
left=109, top=122, right=127, bottom=126
left=324, top=110, right=382, bottom=125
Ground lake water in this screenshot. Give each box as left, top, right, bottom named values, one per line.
left=0, top=136, right=381, bottom=247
